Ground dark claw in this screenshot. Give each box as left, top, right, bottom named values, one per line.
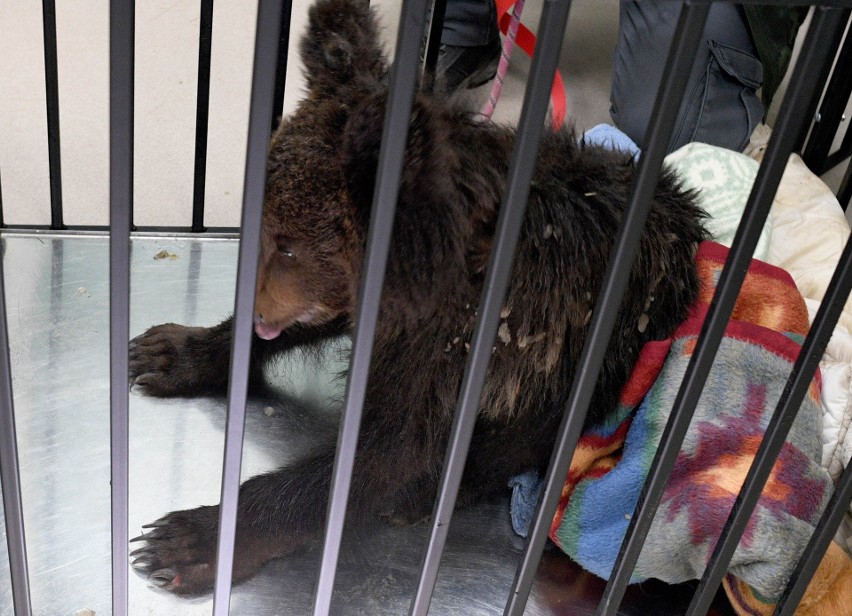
left=129, top=546, right=150, bottom=558
left=138, top=528, right=169, bottom=541
left=131, top=555, right=156, bottom=570
left=129, top=533, right=148, bottom=543
left=142, top=517, right=168, bottom=529
left=133, top=372, right=158, bottom=386
left=149, top=567, right=178, bottom=587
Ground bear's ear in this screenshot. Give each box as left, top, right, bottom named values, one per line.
left=341, top=92, right=385, bottom=219
left=300, top=0, right=387, bottom=95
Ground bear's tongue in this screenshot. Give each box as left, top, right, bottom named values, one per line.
left=254, top=322, right=283, bottom=340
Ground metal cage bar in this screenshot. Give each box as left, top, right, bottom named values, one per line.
left=108, top=0, right=135, bottom=613
left=0, top=213, right=33, bottom=616
left=210, top=1, right=283, bottom=613
left=840, top=154, right=852, bottom=209
left=599, top=7, right=850, bottom=615
left=802, top=11, right=852, bottom=175
left=423, top=0, right=448, bottom=77
left=688, top=222, right=852, bottom=612
left=311, top=0, right=430, bottom=613
left=410, top=2, right=573, bottom=614
left=823, top=126, right=852, bottom=174
left=191, top=0, right=215, bottom=233
left=42, top=0, right=65, bottom=230
left=775, top=456, right=852, bottom=615
left=271, top=0, right=293, bottom=131
left=504, top=4, right=712, bottom=615
left=793, top=8, right=850, bottom=155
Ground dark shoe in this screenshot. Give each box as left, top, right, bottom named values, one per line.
left=436, top=38, right=501, bottom=93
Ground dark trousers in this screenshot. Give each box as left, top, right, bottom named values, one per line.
left=610, top=1, right=764, bottom=153
left=442, top=0, right=764, bottom=153
left=442, top=0, right=499, bottom=47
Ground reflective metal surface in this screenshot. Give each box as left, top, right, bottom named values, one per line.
left=0, top=235, right=734, bottom=615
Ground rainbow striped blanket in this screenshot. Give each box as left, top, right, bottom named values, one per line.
left=543, top=241, right=852, bottom=614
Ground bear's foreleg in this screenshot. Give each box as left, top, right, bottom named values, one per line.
left=129, top=315, right=348, bottom=397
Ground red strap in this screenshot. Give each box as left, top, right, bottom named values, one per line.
left=495, top=0, right=567, bottom=129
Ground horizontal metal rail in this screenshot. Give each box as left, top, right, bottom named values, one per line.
left=0, top=224, right=240, bottom=235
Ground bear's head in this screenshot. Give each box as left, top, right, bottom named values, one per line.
left=253, top=0, right=385, bottom=339
left=253, top=0, right=469, bottom=340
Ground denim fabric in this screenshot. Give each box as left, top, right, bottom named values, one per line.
left=610, top=1, right=764, bottom=153
left=442, top=0, right=499, bottom=47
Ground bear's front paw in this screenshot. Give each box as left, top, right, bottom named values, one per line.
left=129, top=324, right=227, bottom=397
left=130, top=506, right=220, bottom=595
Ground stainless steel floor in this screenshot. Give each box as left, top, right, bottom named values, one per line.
left=0, top=235, right=735, bottom=615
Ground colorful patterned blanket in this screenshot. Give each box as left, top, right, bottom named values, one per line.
left=526, top=241, right=852, bottom=614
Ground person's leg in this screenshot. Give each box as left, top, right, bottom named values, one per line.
left=442, top=0, right=498, bottom=47
left=611, top=1, right=764, bottom=153
left=436, top=0, right=500, bottom=91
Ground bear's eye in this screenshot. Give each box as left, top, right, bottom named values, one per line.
left=276, top=240, right=295, bottom=259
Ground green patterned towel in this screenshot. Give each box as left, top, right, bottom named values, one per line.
left=666, top=142, right=772, bottom=261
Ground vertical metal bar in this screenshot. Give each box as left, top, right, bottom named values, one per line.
left=42, top=0, right=65, bottom=230
left=109, top=1, right=134, bottom=614
left=271, top=0, right=293, bottom=131
left=423, top=0, right=448, bottom=76
left=687, top=235, right=852, bottom=614
left=0, top=224, right=33, bottom=616
left=210, top=1, right=282, bottom=614
left=191, top=0, right=214, bottom=233
left=504, top=5, right=711, bottom=615
left=823, top=130, right=852, bottom=173
left=598, top=8, right=848, bottom=616
left=311, top=0, right=429, bottom=613
left=410, top=2, right=572, bottom=615
left=774, top=457, right=852, bottom=616
left=793, top=8, right=850, bottom=154
left=839, top=156, right=851, bottom=211
left=802, top=10, right=852, bottom=174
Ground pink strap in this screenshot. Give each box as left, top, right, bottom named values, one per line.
left=482, top=0, right=567, bottom=129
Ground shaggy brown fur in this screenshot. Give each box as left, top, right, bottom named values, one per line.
left=128, top=0, right=707, bottom=594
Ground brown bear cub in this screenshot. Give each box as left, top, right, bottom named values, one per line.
left=128, top=0, right=707, bottom=594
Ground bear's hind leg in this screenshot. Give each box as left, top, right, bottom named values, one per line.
left=131, top=423, right=430, bottom=594
left=130, top=449, right=338, bottom=594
